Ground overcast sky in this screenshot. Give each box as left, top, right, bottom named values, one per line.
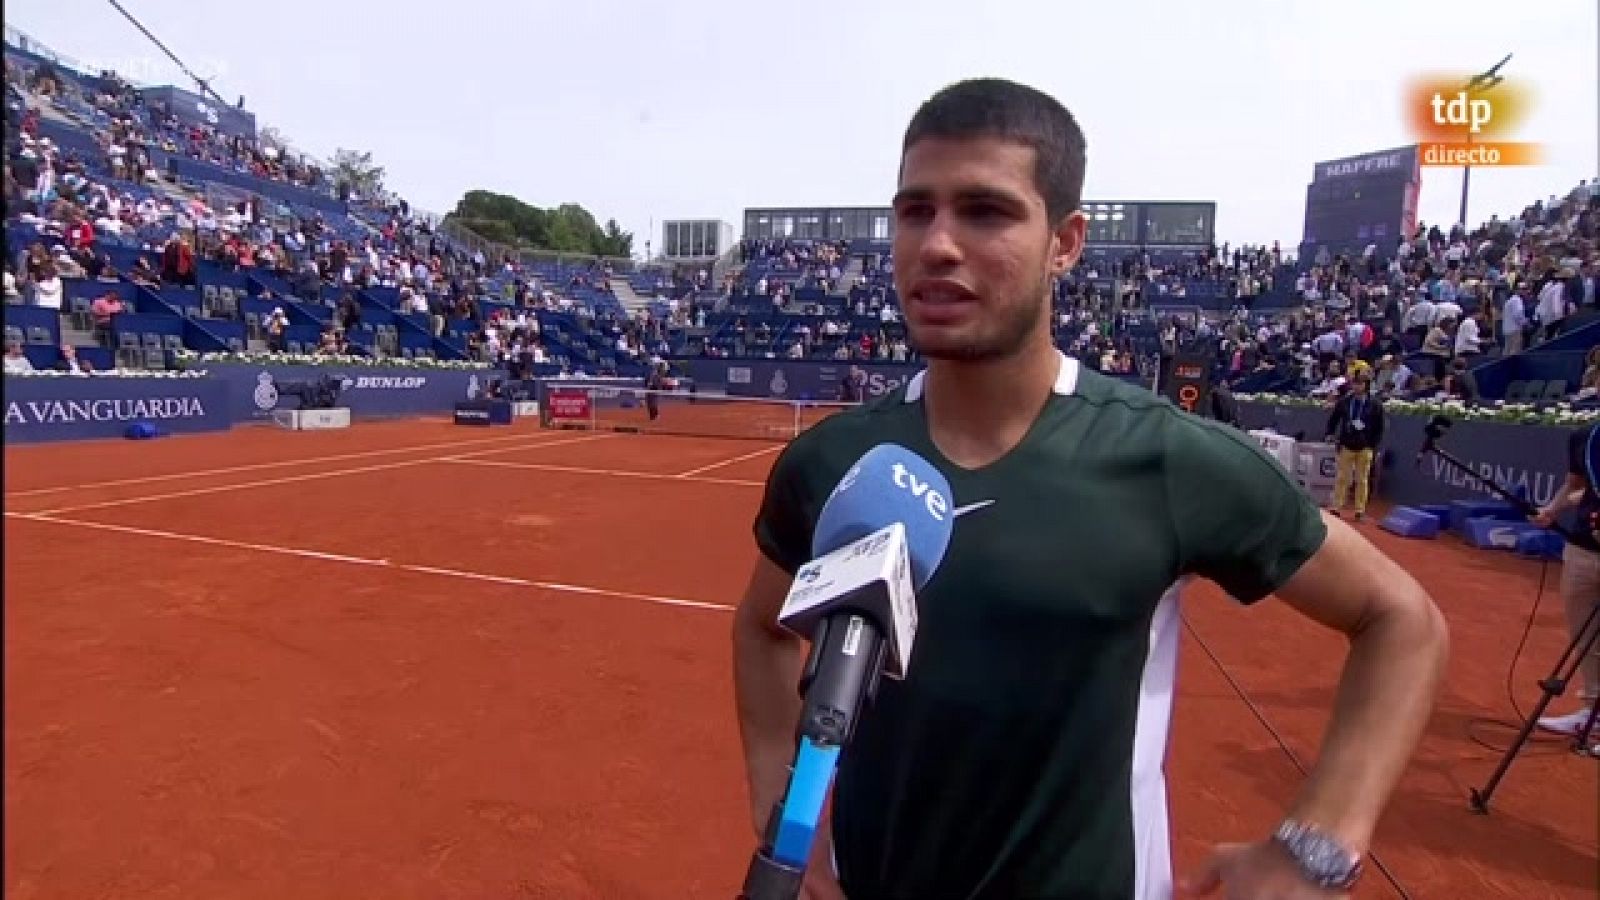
left=9, top=0, right=1597, bottom=255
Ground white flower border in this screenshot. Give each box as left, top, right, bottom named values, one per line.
left=1236, top=392, right=1600, bottom=428
left=6, top=368, right=207, bottom=379
left=171, top=349, right=493, bottom=371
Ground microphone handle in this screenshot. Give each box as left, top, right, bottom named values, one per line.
left=798, top=611, right=888, bottom=747
left=738, top=808, right=805, bottom=900
left=738, top=611, right=889, bottom=899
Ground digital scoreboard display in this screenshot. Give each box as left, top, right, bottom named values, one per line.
left=1301, top=145, right=1420, bottom=259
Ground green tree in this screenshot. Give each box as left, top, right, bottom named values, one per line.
left=330, top=148, right=386, bottom=201
left=444, top=190, right=633, bottom=258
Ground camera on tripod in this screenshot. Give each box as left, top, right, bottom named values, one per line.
left=1423, top=415, right=1451, bottom=444
left=1445, top=416, right=1600, bottom=813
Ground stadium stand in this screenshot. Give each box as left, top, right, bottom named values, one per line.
left=3, top=27, right=1594, bottom=404
left=2, top=34, right=649, bottom=379
left=1193, top=186, right=1598, bottom=408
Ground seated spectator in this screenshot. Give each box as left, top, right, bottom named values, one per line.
left=1577, top=347, right=1600, bottom=401
left=1454, top=310, right=1487, bottom=359
left=89, top=289, right=124, bottom=344
left=4, top=341, right=34, bottom=374
left=1309, top=360, right=1347, bottom=398
left=30, top=257, right=63, bottom=310
left=51, top=244, right=86, bottom=280
left=1372, top=354, right=1415, bottom=398
left=1441, top=358, right=1478, bottom=403
left=265, top=308, right=289, bottom=353
left=1420, top=318, right=1455, bottom=377
left=54, top=343, right=83, bottom=374
left=337, top=293, right=362, bottom=332
left=159, top=234, right=198, bottom=288
left=128, top=256, right=161, bottom=287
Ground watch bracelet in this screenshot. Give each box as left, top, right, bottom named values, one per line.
left=1271, top=818, right=1364, bottom=889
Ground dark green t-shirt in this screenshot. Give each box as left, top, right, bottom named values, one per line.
left=752, top=352, right=1327, bottom=900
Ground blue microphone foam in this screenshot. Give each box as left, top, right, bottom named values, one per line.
left=811, top=443, right=954, bottom=591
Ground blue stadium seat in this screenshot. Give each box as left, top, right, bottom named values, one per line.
left=1379, top=507, right=1441, bottom=539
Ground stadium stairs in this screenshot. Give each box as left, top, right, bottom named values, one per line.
left=607, top=276, right=649, bottom=315
left=831, top=255, right=863, bottom=298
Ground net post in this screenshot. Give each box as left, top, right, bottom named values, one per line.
left=792, top=400, right=801, bottom=439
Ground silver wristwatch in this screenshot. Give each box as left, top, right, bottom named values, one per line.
left=1271, top=819, right=1364, bottom=890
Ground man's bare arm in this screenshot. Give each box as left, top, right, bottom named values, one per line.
left=1273, top=511, right=1449, bottom=854
left=732, top=554, right=807, bottom=836
left=1535, top=472, right=1586, bottom=524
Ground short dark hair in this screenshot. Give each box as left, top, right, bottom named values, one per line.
left=901, top=78, right=1088, bottom=225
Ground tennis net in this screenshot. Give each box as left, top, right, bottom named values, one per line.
left=536, top=383, right=858, bottom=441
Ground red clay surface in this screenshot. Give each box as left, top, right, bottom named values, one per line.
left=5, top=418, right=1596, bottom=899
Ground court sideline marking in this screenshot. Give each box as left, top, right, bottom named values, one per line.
left=27, top=433, right=614, bottom=517
left=4, top=428, right=580, bottom=499
left=441, top=456, right=764, bottom=488
left=5, top=511, right=734, bottom=614
left=673, top=444, right=780, bottom=478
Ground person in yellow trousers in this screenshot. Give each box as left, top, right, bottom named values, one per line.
left=1325, top=368, right=1386, bottom=520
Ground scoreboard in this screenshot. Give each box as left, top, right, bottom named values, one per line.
left=1300, top=145, right=1420, bottom=261
left=1081, top=201, right=1216, bottom=263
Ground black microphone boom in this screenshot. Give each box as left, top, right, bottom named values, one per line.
left=1419, top=414, right=1578, bottom=539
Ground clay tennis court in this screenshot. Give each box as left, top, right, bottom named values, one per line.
left=4, top=414, right=1596, bottom=899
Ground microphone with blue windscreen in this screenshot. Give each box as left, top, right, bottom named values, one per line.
left=738, top=443, right=955, bottom=900
left=808, top=444, right=954, bottom=593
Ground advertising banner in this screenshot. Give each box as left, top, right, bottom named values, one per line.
left=1238, top=402, right=1575, bottom=508
left=3, top=375, right=232, bottom=443
left=683, top=359, right=920, bottom=402
left=139, top=85, right=258, bottom=141
left=199, top=362, right=500, bottom=423
left=545, top=388, right=593, bottom=420
left=454, top=399, right=512, bottom=426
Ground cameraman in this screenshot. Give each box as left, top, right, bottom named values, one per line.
left=1533, top=421, right=1600, bottom=735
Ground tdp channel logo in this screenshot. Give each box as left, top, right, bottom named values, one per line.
left=1404, top=65, right=1542, bottom=168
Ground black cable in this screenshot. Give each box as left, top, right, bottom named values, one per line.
left=103, top=0, right=228, bottom=108
left=1464, top=556, right=1570, bottom=754
left=1180, top=613, right=1415, bottom=900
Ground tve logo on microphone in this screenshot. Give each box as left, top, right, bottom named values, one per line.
left=810, top=443, right=955, bottom=591
left=891, top=462, right=949, bottom=522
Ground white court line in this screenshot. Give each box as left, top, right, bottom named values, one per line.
left=6, top=512, right=733, bottom=614
left=28, top=433, right=612, bottom=516
left=4, top=429, right=574, bottom=499
left=440, top=456, right=764, bottom=488
left=403, top=565, right=729, bottom=612
left=673, top=445, right=780, bottom=478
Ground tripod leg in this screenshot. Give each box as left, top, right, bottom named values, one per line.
left=1564, top=595, right=1600, bottom=757
left=1572, top=702, right=1600, bottom=758
left=1470, top=596, right=1600, bottom=813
